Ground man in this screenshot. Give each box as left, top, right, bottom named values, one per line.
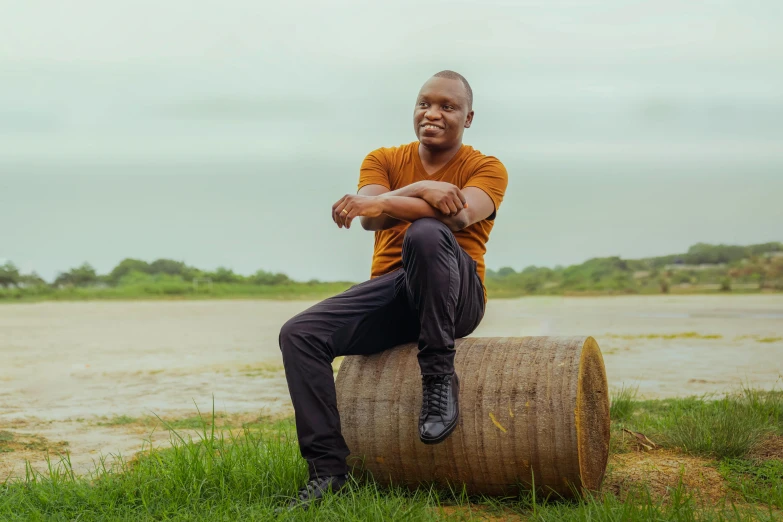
left=279, top=70, right=508, bottom=508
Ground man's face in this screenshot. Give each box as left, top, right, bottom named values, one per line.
left=413, top=77, right=474, bottom=150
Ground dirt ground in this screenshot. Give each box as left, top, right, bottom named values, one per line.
left=1, top=295, right=781, bottom=479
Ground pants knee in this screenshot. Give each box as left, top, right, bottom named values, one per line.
left=278, top=318, right=298, bottom=356
left=403, top=218, right=451, bottom=259
left=279, top=315, right=331, bottom=363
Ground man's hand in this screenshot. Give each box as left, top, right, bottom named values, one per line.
left=332, top=194, right=385, bottom=229
left=416, top=181, right=467, bottom=217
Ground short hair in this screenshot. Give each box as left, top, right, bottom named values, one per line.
left=433, top=70, right=473, bottom=109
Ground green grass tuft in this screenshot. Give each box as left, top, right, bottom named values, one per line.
left=662, top=397, right=772, bottom=458
left=610, top=384, right=638, bottom=422
left=609, top=387, right=783, bottom=459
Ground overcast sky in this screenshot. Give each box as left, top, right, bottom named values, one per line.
left=2, top=1, right=782, bottom=281
left=2, top=1, right=782, bottom=68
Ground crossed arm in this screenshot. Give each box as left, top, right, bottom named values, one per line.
left=331, top=181, right=496, bottom=232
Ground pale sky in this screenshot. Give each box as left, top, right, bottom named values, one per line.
left=2, top=1, right=782, bottom=281
left=2, top=1, right=782, bottom=67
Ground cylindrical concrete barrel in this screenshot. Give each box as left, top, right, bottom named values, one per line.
left=335, top=336, right=609, bottom=496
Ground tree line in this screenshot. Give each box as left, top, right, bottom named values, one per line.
left=2, top=241, right=782, bottom=296
left=0, top=258, right=294, bottom=289
left=484, top=242, right=783, bottom=295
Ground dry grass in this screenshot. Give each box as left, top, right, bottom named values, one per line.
left=605, top=332, right=723, bottom=340
left=605, top=449, right=731, bottom=504
left=0, top=431, right=68, bottom=455
left=95, top=411, right=292, bottom=434
left=750, top=435, right=783, bottom=461
left=238, top=362, right=285, bottom=377
left=0, top=431, right=69, bottom=479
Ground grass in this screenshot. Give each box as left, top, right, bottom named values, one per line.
left=96, top=414, right=218, bottom=430
left=484, top=283, right=781, bottom=299
left=521, top=487, right=777, bottom=521
left=240, top=363, right=285, bottom=378
left=0, top=431, right=68, bottom=455
left=720, top=458, right=783, bottom=508
left=96, top=415, right=137, bottom=427
left=661, top=394, right=777, bottom=458
left=4, top=282, right=782, bottom=305
left=1, top=426, right=777, bottom=521
left=605, top=332, right=723, bottom=341
left=3, top=390, right=783, bottom=520
left=0, top=431, right=14, bottom=454
left=609, top=384, right=638, bottom=422
left=0, top=281, right=354, bottom=303
left=94, top=412, right=292, bottom=433
left=611, top=388, right=783, bottom=459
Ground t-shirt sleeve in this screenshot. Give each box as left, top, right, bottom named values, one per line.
left=357, top=148, right=391, bottom=190
left=464, top=157, right=508, bottom=216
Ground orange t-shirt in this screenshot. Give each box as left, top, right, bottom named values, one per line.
left=357, top=141, right=508, bottom=296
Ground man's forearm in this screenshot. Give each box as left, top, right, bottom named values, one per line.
left=359, top=182, right=427, bottom=231
left=359, top=181, right=467, bottom=231
left=385, top=182, right=426, bottom=199
left=378, top=195, right=467, bottom=232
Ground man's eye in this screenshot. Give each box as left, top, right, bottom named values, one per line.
left=418, top=102, right=428, bottom=107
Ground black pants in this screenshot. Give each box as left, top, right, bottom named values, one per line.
left=279, top=218, right=485, bottom=479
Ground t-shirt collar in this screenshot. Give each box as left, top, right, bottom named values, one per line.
left=413, top=142, right=466, bottom=180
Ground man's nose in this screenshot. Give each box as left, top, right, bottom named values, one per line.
left=424, top=106, right=442, bottom=120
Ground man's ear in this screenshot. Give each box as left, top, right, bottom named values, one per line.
left=464, top=110, right=474, bottom=129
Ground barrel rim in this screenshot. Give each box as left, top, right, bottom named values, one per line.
left=575, top=336, right=610, bottom=492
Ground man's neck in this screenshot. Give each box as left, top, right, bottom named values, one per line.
left=418, top=141, right=463, bottom=175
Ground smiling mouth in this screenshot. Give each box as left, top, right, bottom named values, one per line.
left=421, top=124, right=443, bottom=131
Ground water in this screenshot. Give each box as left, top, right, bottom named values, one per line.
left=2, top=295, right=781, bottom=423
left=1, top=295, right=781, bottom=476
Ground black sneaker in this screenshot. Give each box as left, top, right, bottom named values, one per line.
left=419, top=373, right=460, bottom=445
left=281, top=474, right=349, bottom=511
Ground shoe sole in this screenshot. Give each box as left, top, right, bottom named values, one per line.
left=419, top=410, right=459, bottom=445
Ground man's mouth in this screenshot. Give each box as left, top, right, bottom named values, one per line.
left=421, top=124, right=443, bottom=131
